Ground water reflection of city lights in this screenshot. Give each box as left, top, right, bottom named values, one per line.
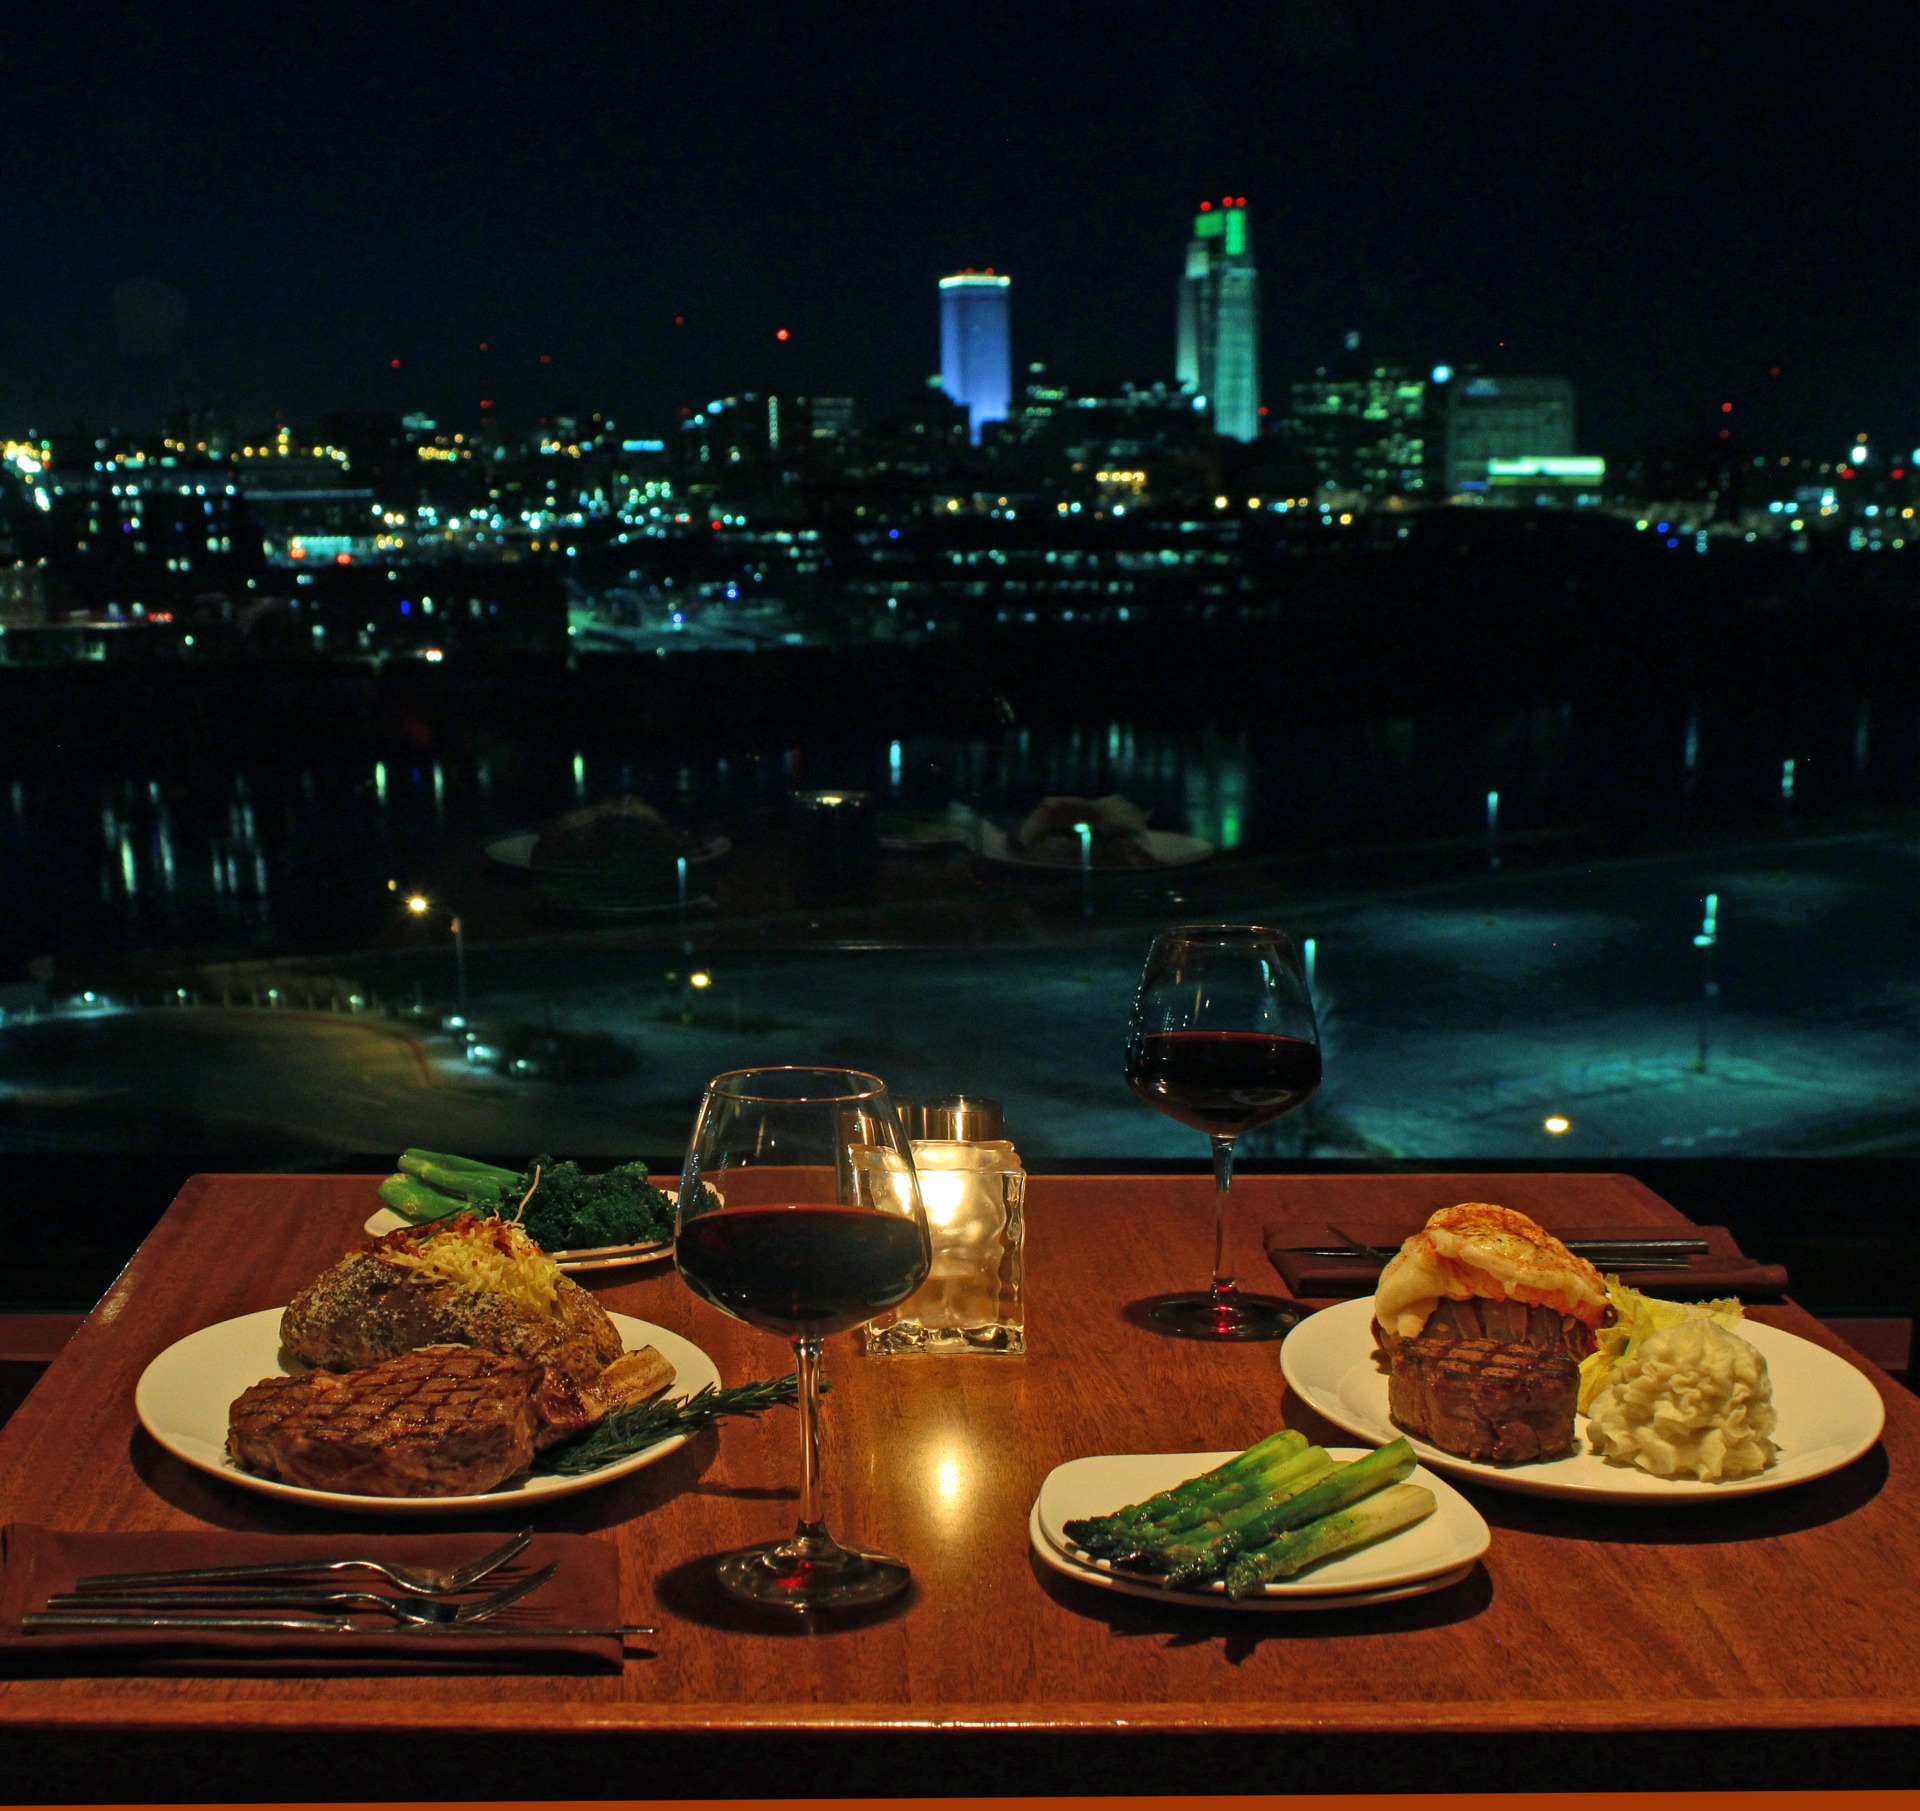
left=1543, top=1116, right=1571, bottom=1135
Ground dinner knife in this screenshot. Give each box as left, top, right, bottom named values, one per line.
left=1270, top=1244, right=1698, bottom=1265
left=1318, top=1226, right=1708, bottom=1263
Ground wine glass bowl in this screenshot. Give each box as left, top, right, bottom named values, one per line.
left=1125, top=926, right=1320, bottom=1340
left=678, top=1066, right=929, bottom=1611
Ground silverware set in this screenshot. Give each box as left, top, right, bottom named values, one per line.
left=1270, top=1225, right=1711, bottom=1270
left=25, top=1529, right=655, bottom=1640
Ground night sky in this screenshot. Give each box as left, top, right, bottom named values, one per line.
left=4, top=0, right=1913, bottom=456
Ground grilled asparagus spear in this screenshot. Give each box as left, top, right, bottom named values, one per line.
left=1158, top=1438, right=1418, bottom=1585
left=1063, top=1430, right=1306, bottom=1557
left=1153, top=1448, right=1341, bottom=1583
left=1223, top=1483, right=1437, bottom=1598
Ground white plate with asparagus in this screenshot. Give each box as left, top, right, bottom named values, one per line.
left=1031, top=1431, right=1489, bottom=1610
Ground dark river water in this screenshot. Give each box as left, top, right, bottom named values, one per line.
left=0, top=640, right=1912, bottom=969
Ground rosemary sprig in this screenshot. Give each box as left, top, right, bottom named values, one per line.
left=539, top=1373, right=808, bottom=1475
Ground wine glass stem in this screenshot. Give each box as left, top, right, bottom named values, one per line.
left=1210, top=1135, right=1237, bottom=1299
left=792, top=1333, right=828, bottom=1541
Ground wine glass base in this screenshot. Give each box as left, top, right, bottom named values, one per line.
left=715, top=1539, right=912, bottom=1612
left=1146, top=1291, right=1304, bottom=1341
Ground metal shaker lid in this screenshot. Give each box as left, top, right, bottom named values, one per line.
left=916, top=1095, right=1006, bottom=1141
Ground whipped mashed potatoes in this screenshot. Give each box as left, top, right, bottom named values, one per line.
left=1587, top=1318, right=1778, bottom=1481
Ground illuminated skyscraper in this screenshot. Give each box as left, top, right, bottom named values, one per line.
left=939, top=271, right=1012, bottom=444
left=1176, top=199, right=1260, bottom=442
left=1443, top=376, right=1576, bottom=490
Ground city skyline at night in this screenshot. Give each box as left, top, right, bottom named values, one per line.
left=0, top=2, right=1910, bottom=459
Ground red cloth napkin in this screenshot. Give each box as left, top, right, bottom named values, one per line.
left=0, top=1526, right=626, bottom=1673
left=1263, top=1220, right=1789, bottom=1303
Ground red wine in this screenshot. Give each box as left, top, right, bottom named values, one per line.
left=1127, top=1030, right=1321, bottom=1136
left=675, top=1204, right=931, bottom=1339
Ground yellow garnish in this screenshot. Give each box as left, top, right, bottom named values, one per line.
left=1577, top=1275, right=1744, bottom=1414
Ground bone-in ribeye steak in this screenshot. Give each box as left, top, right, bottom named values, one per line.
left=227, top=1345, right=541, bottom=1496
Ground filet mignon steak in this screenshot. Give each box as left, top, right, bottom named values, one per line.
left=1386, top=1328, right=1581, bottom=1464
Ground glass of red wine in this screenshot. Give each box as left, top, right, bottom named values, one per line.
left=1125, top=924, right=1321, bottom=1340
left=676, top=1066, right=930, bottom=1611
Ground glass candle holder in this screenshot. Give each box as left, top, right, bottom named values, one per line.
left=860, top=1138, right=1025, bottom=1355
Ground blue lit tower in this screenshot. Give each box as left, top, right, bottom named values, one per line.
left=939, top=270, right=1012, bottom=443
left=1176, top=199, right=1261, bottom=441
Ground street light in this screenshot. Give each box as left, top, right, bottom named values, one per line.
left=1692, top=892, right=1719, bottom=1073
left=407, top=893, right=466, bottom=1016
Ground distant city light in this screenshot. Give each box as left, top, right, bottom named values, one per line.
left=1430, top=364, right=1452, bottom=383
left=689, top=972, right=712, bottom=989
left=407, top=895, right=429, bottom=914
left=1543, top=1116, right=1571, bottom=1135
left=775, top=328, right=790, bottom=341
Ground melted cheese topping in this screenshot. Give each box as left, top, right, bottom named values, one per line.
left=380, top=1214, right=564, bottom=1315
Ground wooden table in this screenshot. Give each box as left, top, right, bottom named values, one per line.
left=0, top=1171, right=1914, bottom=1797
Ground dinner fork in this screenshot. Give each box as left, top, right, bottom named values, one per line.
left=72, top=1527, right=533, bottom=1599
left=51, top=1561, right=559, bottom=1627
left=22, top=1611, right=658, bottom=1637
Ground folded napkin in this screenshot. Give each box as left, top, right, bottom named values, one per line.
left=1263, top=1220, right=1789, bottom=1303
left=0, top=1526, right=625, bottom=1674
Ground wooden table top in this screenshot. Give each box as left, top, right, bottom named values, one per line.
left=0, top=1169, right=1914, bottom=1797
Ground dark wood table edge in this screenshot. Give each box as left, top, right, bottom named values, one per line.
left=0, top=1695, right=1918, bottom=1734
left=0, top=1718, right=1915, bottom=1799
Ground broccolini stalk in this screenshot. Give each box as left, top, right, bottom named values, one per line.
left=398, top=1149, right=519, bottom=1203
left=376, top=1174, right=472, bottom=1223
left=1223, top=1483, right=1436, bottom=1598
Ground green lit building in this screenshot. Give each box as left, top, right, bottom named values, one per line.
left=1176, top=199, right=1261, bottom=443
left=1444, top=376, right=1576, bottom=491
left=1284, top=367, right=1429, bottom=494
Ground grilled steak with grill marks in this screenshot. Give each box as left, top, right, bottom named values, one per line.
left=227, top=1346, right=541, bottom=1496
left=1385, top=1327, right=1581, bottom=1464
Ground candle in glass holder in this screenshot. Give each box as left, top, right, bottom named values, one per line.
left=860, top=1137, right=1025, bottom=1355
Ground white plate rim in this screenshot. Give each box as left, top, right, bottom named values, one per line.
left=1030, top=1447, right=1489, bottom=1610
left=362, top=1206, right=673, bottom=1271
left=1280, top=1295, right=1887, bottom=1502
left=134, top=1307, right=720, bottom=1516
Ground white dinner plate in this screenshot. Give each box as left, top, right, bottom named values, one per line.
left=975, top=825, right=1215, bottom=872
left=1030, top=1448, right=1488, bottom=1611
left=135, top=1308, right=721, bottom=1516
left=363, top=1207, right=673, bottom=1272
left=1280, top=1295, right=1887, bottom=1502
